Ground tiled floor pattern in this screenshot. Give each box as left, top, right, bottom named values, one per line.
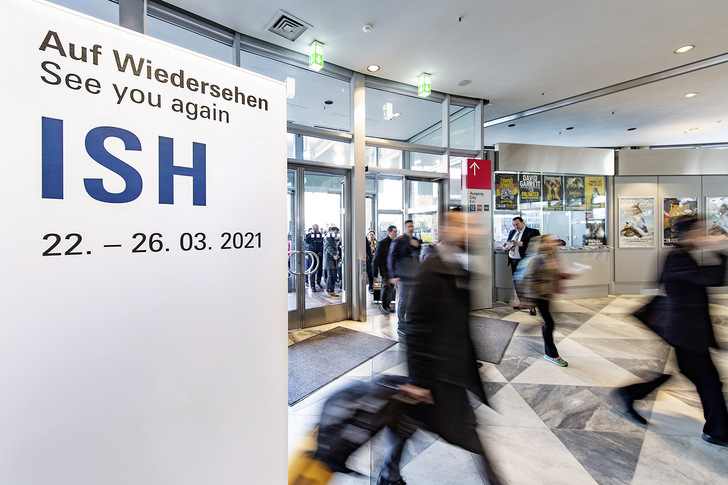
left=288, top=294, right=728, bottom=484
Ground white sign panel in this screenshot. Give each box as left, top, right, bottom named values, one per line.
left=0, top=2, right=287, bottom=484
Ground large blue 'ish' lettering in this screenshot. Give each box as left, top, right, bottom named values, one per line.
left=84, top=127, right=143, bottom=203
left=158, top=137, right=206, bottom=206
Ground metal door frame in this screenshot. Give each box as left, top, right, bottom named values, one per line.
left=288, top=163, right=352, bottom=330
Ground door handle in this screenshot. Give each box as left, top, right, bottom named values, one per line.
left=287, top=250, right=320, bottom=276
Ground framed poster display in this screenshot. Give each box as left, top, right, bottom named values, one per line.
left=543, top=175, right=563, bottom=211
left=618, top=197, right=655, bottom=248
left=585, top=213, right=606, bottom=246
left=585, top=176, right=606, bottom=211
left=495, top=173, right=518, bottom=211
left=518, top=173, right=541, bottom=206
left=706, top=197, right=728, bottom=238
left=564, top=176, right=586, bottom=210
left=663, top=197, right=698, bottom=246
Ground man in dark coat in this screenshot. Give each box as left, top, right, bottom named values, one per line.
left=377, top=210, right=502, bottom=485
left=502, top=216, right=540, bottom=315
left=613, top=217, right=728, bottom=447
left=387, top=219, right=421, bottom=337
left=365, top=230, right=377, bottom=293
left=373, top=225, right=398, bottom=315
left=305, top=224, right=324, bottom=291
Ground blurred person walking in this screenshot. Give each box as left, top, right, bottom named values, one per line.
left=518, top=235, right=574, bottom=367
left=373, top=225, right=398, bottom=315
left=388, top=219, right=421, bottom=338
left=613, top=217, right=728, bottom=447
left=377, top=209, right=503, bottom=485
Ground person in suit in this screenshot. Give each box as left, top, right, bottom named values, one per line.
left=388, top=220, right=421, bottom=338
left=373, top=225, right=398, bottom=315
left=365, top=230, right=377, bottom=293
left=377, top=210, right=502, bottom=485
left=613, top=217, right=728, bottom=448
left=502, top=216, right=540, bottom=315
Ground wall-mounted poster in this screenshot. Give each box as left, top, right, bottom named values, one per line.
left=495, top=173, right=518, bottom=210
left=585, top=213, right=606, bottom=246
left=585, top=176, right=606, bottom=211
left=518, top=173, right=541, bottom=205
left=618, top=197, right=655, bottom=248
left=564, top=176, right=586, bottom=210
left=663, top=197, right=698, bottom=246
left=543, top=175, right=563, bottom=211
left=706, top=197, right=728, bottom=238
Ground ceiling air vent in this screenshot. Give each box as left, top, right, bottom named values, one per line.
left=266, top=10, right=312, bottom=42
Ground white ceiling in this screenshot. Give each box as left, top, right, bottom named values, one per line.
left=169, top=0, right=728, bottom=148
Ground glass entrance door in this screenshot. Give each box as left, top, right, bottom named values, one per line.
left=288, top=165, right=349, bottom=330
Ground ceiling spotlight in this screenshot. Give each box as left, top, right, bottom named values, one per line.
left=367, top=64, right=380, bottom=72
left=565, top=126, right=574, bottom=130
left=627, top=127, right=637, bottom=131
left=457, top=79, right=472, bottom=86
left=684, top=92, right=698, bottom=98
left=363, top=24, right=373, bottom=33
left=324, top=100, right=333, bottom=105
left=507, top=124, right=516, bottom=127
left=674, top=45, right=694, bottom=54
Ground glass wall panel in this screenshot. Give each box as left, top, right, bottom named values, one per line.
left=406, top=152, right=446, bottom=173
left=408, top=180, right=439, bottom=243
left=146, top=16, right=233, bottom=63
left=302, top=137, right=350, bottom=165
left=365, top=88, right=442, bottom=146
left=287, top=133, right=296, bottom=158
left=378, top=177, right=403, bottom=210
left=450, top=106, right=477, bottom=150
left=449, top=157, right=465, bottom=205
left=48, top=0, right=118, bottom=23
left=378, top=148, right=403, bottom=169
left=241, top=51, right=350, bottom=131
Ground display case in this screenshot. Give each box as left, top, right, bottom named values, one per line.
left=494, top=171, right=607, bottom=248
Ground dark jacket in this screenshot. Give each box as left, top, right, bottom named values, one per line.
left=388, top=234, right=421, bottom=281
left=323, top=235, right=340, bottom=270
left=406, top=245, right=485, bottom=402
left=662, top=247, right=727, bottom=352
left=372, top=235, right=393, bottom=278
left=506, top=226, right=540, bottom=265
left=305, top=230, right=324, bottom=253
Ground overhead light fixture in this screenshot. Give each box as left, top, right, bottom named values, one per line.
left=418, top=73, right=432, bottom=97
left=674, top=45, right=694, bottom=54
left=627, top=127, right=637, bottom=131
left=309, top=40, right=324, bottom=71
left=684, top=92, right=698, bottom=98
left=285, top=76, right=296, bottom=99
left=367, top=64, right=380, bottom=72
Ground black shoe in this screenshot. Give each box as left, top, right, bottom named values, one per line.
left=702, top=433, right=728, bottom=447
left=611, top=388, right=647, bottom=425
left=529, top=308, right=537, bottom=316
left=380, top=305, right=390, bottom=315
left=377, top=475, right=406, bottom=485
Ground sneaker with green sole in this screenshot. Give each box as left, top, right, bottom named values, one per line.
left=544, top=355, right=568, bottom=367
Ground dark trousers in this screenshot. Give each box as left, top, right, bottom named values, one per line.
left=379, top=381, right=503, bottom=485
left=326, top=268, right=336, bottom=293
left=675, top=347, right=728, bottom=440
left=366, top=260, right=374, bottom=289
left=396, top=281, right=412, bottom=333
left=381, top=273, right=394, bottom=309
left=536, top=298, right=559, bottom=357
left=308, top=251, right=323, bottom=287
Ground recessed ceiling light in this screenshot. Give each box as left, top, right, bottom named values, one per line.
left=507, top=124, right=516, bottom=127
left=324, top=100, right=333, bottom=105
left=627, top=127, right=637, bottom=131
left=674, top=45, right=694, bottom=54
left=367, top=64, right=380, bottom=72
left=565, top=126, right=574, bottom=130
left=684, top=92, right=698, bottom=98
left=689, top=127, right=699, bottom=131
left=457, top=79, right=472, bottom=86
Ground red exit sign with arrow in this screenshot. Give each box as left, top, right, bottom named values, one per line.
left=464, top=159, right=492, bottom=190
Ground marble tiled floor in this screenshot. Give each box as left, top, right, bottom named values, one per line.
left=288, top=294, right=728, bottom=484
